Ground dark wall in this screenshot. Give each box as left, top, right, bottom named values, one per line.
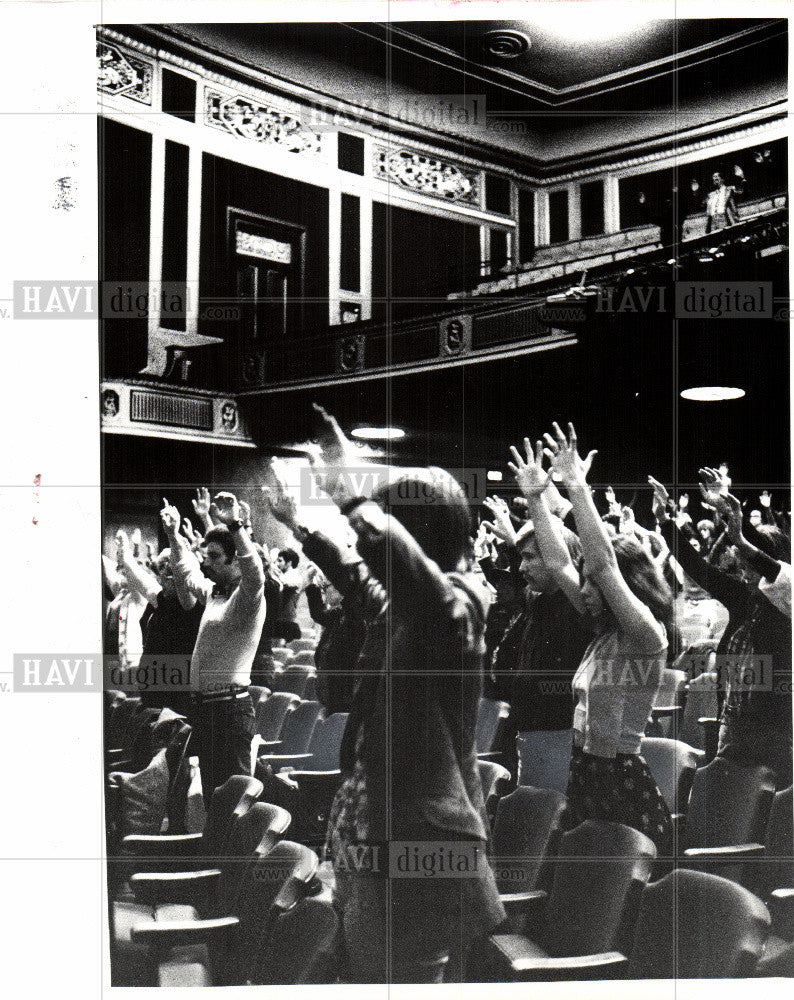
left=99, top=118, right=152, bottom=378
left=199, top=153, right=330, bottom=384
left=372, top=202, right=481, bottom=322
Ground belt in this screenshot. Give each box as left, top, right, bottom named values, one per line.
left=194, top=685, right=250, bottom=705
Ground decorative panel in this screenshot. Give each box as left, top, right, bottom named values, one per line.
left=97, top=42, right=153, bottom=104
left=373, top=145, right=479, bottom=204
left=205, top=90, right=322, bottom=154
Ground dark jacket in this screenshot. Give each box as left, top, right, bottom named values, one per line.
left=490, top=587, right=591, bottom=731
left=303, top=506, right=492, bottom=844
left=661, top=519, right=791, bottom=730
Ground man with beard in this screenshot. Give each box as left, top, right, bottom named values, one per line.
left=161, top=493, right=266, bottom=804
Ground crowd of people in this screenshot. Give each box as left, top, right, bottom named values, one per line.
left=104, top=405, right=792, bottom=983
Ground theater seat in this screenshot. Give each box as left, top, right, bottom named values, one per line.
left=627, top=869, right=770, bottom=978
left=681, top=758, right=775, bottom=883
left=491, top=787, right=568, bottom=896
left=516, top=729, right=573, bottom=794
left=478, top=759, right=512, bottom=828
left=487, top=820, right=656, bottom=981
left=131, top=841, right=322, bottom=986
left=255, top=691, right=300, bottom=743
left=112, top=801, right=288, bottom=986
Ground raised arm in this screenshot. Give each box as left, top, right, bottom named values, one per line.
left=718, top=493, right=782, bottom=583
left=191, top=487, right=215, bottom=535
left=264, top=482, right=386, bottom=621
left=161, top=500, right=206, bottom=610
left=509, top=437, right=586, bottom=615
left=211, top=492, right=264, bottom=604
left=116, top=530, right=162, bottom=607
left=649, top=475, right=748, bottom=613
left=546, top=424, right=661, bottom=647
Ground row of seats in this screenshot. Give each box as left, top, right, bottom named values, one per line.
left=480, top=780, right=794, bottom=980
left=110, top=775, right=338, bottom=987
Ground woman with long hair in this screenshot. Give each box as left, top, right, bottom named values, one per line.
left=510, top=424, right=673, bottom=855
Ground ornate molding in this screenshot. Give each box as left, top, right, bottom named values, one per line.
left=205, top=90, right=322, bottom=154
left=97, top=41, right=153, bottom=104
left=374, top=145, right=480, bottom=204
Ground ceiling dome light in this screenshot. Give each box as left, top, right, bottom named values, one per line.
left=482, top=29, right=531, bottom=59
left=350, top=426, right=406, bottom=441
left=680, top=386, right=745, bottom=402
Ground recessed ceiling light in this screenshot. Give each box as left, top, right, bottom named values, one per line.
left=680, top=386, right=745, bottom=402
left=350, top=426, right=406, bottom=441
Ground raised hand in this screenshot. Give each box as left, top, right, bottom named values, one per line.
left=648, top=476, right=673, bottom=523
left=262, top=483, right=298, bottom=532
left=116, top=529, right=132, bottom=563
left=543, top=422, right=597, bottom=487
left=698, top=467, right=724, bottom=508
left=605, top=486, right=620, bottom=515
left=312, top=402, right=358, bottom=505
left=679, top=492, right=689, bottom=510
left=760, top=490, right=772, bottom=509
left=715, top=493, right=744, bottom=545
left=620, top=505, right=637, bottom=535
left=483, top=495, right=517, bottom=544
left=160, top=499, right=181, bottom=536
left=210, top=492, right=241, bottom=526
left=192, top=487, right=211, bottom=518
left=509, top=438, right=552, bottom=500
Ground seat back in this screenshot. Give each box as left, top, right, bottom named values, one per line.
left=292, top=651, right=316, bottom=667
left=305, top=713, right=348, bottom=770
left=201, top=775, right=264, bottom=858
left=628, top=869, right=770, bottom=978
left=303, top=673, right=318, bottom=701
left=278, top=700, right=322, bottom=755
left=476, top=698, right=509, bottom=754
left=248, top=685, right=267, bottom=707
left=542, top=820, right=656, bottom=959
left=640, top=737, right=700, bottom=816
left=255, top=889, right=338, bottom=984
left=289, top=638, right=316, bottom=654
left=274, top=665, right=314, bottom=697
left=222, top=841, right=319, bottom=985
left=215, top=802, right=291, bottom=915
left=516, top=729, right=573, bottom=794
left=678, top=671, right=719, bottom=749
left=256, top=692, right=300, bottom=742
left=284, top=770, right=344, bottom=849
left=491, top=786, right=568, bottom=893
left=753, top=785, right=794, bottom=899
left=684, top=758, right=776, bottom=850
left=271, top=648, right=294, bottom=667
left=477, top=760, right=511, bottom=826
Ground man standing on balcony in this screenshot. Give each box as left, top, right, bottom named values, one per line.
left=705, top=170, right=742, bottom=233
left=161, top=493, right=266, bottom=804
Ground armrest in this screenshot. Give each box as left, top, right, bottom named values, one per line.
left=498, top=890, right=547, bottom=920
left=258, top=740, right=283, bottom=752
left=121, top=832, right=202, bottom=857
left=698, top=717, right=720, bottom=761
left=258, top=753, right=314, bottom=771
left=769, top=888, right=794, bottom=941
left=652, top=705, right=683, bottom=716
left=489, top=935, right=629, bottom=981
left=130, top=915, right=239, bottom=948
left=129, top=869, right=222, bottom=907
left=683, top=843, right=765, bottom=860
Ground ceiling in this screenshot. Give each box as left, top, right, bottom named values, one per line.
left=371, top=19, right=782, bottom=99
